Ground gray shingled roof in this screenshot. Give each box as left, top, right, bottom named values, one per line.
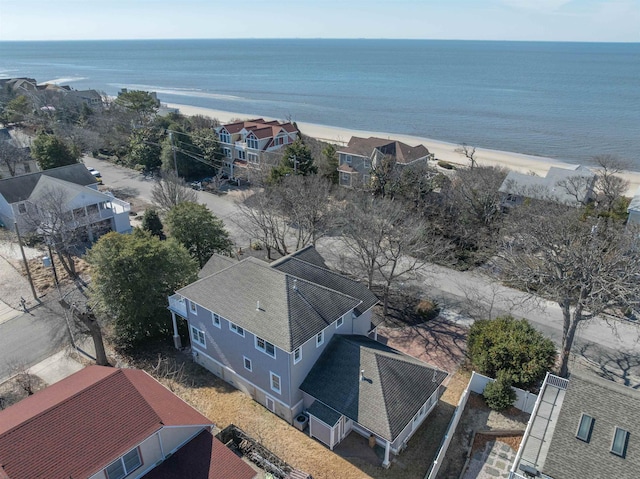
left=337, top=137, right=430, bottom=165
left=307, top=401, right=341, bottom=427
left=627, top=186, right=640, bottom=213
left=178, top=257, right=361, bottom=352
left=300, top=335, right=448, bottom=441
left=0, top=163, right=97, bottom=204
left=272, top=245, right=328, bottom=269
left=198, top=254, right=237, bottom=279
left=498, top=165, right=596, bottom=206
left=271, top=253, right=378, bottom=317
left=542, top=370, right=640, bottom=479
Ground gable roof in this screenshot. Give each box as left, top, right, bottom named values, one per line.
left=219, top=118, right=298, bottom=143
left=0, top=366, right=212, bottom=479
left=498, top=165, right=596, bottom=206
left=143, top=429, right=257, bottom=479
left=271, top=249, right=379, bottom=317
left=338, top=137, right=431, bottom=164
left=179, top=257, right=361, bottom=351
left=300, top=335, right=447, bottom=441
left=540, top=370, right=640, bottom=479
left=0, top=163, right=97, bottom=204
left=273, top=244, right=328, bottom=269
left=198, top=253, right=237, bottom=279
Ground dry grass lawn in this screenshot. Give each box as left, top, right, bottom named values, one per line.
left=124, top=346, right=471, bottom=479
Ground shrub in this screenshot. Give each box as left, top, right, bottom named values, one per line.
left=437, top=161, right=456, bottom=170
left=415, top=300, right=440, bottom=321
left=468, top=316, right=556, bottom=390
left=483, top=371, right=517, bottom=411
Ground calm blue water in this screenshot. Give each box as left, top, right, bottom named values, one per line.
left=0, top=39, right=638, bottom=166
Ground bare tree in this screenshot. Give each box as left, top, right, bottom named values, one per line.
left=592, top=154, right=630, bottom=213
left=456, top=143, right=477, bottom=168
left=59, top=298, right=109, bottom=366
left=369, top=154, right=398, bottom=198
left=0, top=140, right=31, bottom=177
left=151, top=170, right=198, bottom=212
left=497, top=202, right=640, bottom=377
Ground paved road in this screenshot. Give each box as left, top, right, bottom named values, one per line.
left=84, top=156, right=640, bottom=385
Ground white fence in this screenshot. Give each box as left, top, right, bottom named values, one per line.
left=468, top=372, right=538, bottom=414
left=424, top=372, right=539, bottom=479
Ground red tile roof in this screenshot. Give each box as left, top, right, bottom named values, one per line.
left=0, top=366, right=213, bottom=479
left=143, top=430, right=257, bottom=479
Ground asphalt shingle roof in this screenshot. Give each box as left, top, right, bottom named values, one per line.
left=0, top=366, right=212, bottom=479
left=179, top=257, right=361, bottom=351
left=271, top=251, right=378, bottom=317
left=338, top=137, right=431, bottom=165
left=198, top=253, right=237, bottom=279
left=300, top=335, right=447, bottom=441
left=307, top=401, right=341, bottom=427
left=0, top=163, right=97, bottom=204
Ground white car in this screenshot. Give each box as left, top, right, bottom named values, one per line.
left=86, top=166, right=103, bottom=183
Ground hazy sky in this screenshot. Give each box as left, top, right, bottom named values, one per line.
left=1, top=0, right=638, bottom=42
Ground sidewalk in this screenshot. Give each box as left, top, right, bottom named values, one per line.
left=26, top=348, right=85, bottom=385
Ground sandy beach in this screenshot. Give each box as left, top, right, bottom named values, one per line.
left=166, top=102, right=640, bottom=196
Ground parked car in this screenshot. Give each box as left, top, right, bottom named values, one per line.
left=86, top=166, right=103, bottom=184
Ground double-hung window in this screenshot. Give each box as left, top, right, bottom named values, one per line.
left=247, top=137, right=259, bottom=149
left=293, top=347, right=302, bottom=364
left=256, top=336, right=276, bottom=358
left=189, top=301, right=197, bottom=315
left=105, top=448, right=141, bottom=479
left=230, top=322, right=245, bottom=337
left=316, top=331, right=324, bottom=347
left=191, top=326, right=205, bottom=347
left=270, top=372, right=281, bottom=393
left=336, top=316, right=343, bottom=328
left=212, top=312, right=221, bottom=328
left=219, top=132, right=231, bottom=144
left=243, top=356, right=252, bottom=371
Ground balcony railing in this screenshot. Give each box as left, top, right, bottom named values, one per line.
left=168, top=294, right=187, bottom=316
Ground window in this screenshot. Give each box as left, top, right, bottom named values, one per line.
left=336, top=316, right=343, bottom=328
left=256, top=336, right=276, bottom=358
left=223, top=147, right=232, bottom=158
left=243, top=356, right=252, bottom=371
left=106, top=448, right=141, bottom=479
left=363, top=158, right=371, bottom=169
left=273, top=136, right=284, bottom=146
left=247, top=137, right=259, bottom=149
left=230, top=322, right=245, bottom=337
left=346, top=155, right=352, bottom=165
left=293, top=347, right=302, bottom=364
left=191, top=326, right=205, bottom=347
left=270, top=372, right=281, bottom=393
left=316, top=331, right=324, bottom=347
left=611, top=427, right=629, bottom=457
left=212, top=312, right=221, bottom=328
left=248, top=152, right=259, bottom=164
left=189, top=301, right=197, bottom=314
left=237, top=150, right=246, bottom=160
left=340, top=172, right=351, bottom=185
left=18, top=203, right=26, bottom=214
left=219, top=132, right=231, bottom=144
left=576, top=414, right=594, bottom=442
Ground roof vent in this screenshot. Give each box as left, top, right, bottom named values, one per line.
left=256, top=300, right=261, bottom=311
left=360, top=369, right=365, bottom=381
left=293, top=279, right=298, bottom=291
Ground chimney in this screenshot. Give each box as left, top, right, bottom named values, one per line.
left=360, top=369, right=365, bottom=382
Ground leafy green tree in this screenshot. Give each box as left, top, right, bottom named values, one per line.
left=4, top=95, right=31, bottom=124
left=483, top=371, right=517, bottom=411
left=270, top=139, right=317, bottom=182
left=141, top=209, right=165, bottom=239
left=87, top=230, right=198, bottom=348
left=320, top=143, right=339, bottom=184
left=127, top=129, right=162, bottom=171
left=115, top=90, right=159, bottom=124
left=467, top=316, right=556, bottom=389
left=160, top=126, right=215, bottom=179
left=31, top=132, right=80, bottom=170
left=191, top=128, right=223, bottom=173
left=166, top=202, right=233, bottom=268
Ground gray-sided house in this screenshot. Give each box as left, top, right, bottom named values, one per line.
left=498, top=165, right=596, bottom=209
left=0, top=163, right=131, bottom=239
left=215, top=118, right=299, bottom=180
left=337, top=136, right=434, bottom=188
left=626, top=186, right=640, bottom=226
left=511, top=370, right=639, bottom=479
left=168, top=246, right=448, bottom=467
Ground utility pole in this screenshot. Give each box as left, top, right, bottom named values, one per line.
left=14, top=220, right=39, bottom=302
left=169, top=131, right=178, bottom=176
left=47, top=243, right=59, bottom=287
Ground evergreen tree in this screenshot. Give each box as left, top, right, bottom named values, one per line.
left=141, top=208, right=165, bottom=239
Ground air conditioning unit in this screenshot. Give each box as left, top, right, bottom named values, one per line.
left=294, top=413, right=309, bottom=431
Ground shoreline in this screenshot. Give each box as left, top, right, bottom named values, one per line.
left=165, top=102, right=640, bottom=196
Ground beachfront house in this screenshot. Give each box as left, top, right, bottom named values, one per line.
left=215, top=118, right=299, bottom=180
left=337, top=136, right=433, bottom=188
left=0, top=163, right=131, bottom=240
left=626, top=186, right=640, bottom=226
left=498, top=165, right=596, bottom=208
left=168, top=246, right=448, bottom=467
left=0, top=365, right=257, bottom=479
left=510, top=370, right=639, bottom=479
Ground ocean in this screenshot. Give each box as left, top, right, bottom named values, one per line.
left=0, top=39, right=638, bottom=166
